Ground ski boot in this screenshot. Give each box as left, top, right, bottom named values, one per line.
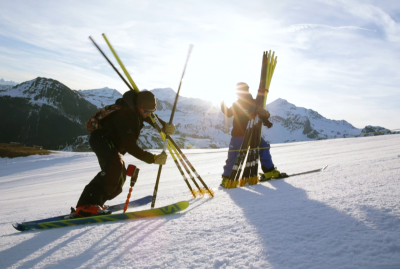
left=73, top=205, right=111, bottom=218
left=260, top=167, right=287, bottom=182
left=220, top=176, right=229, bottom=188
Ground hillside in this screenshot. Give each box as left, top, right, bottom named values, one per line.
left=0, top=77, right=97, bottom=150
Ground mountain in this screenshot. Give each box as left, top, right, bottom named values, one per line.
left=0, top=77, right=394, bottom=151
left=0, top=77, right=98, bottom=150
left=0, top=78, right=18, bottom=86
left=77, top=87, right=229, bottom=149
left=78, top=86, right=393, bottom=149
left=262, top=99, right=382, bottom=143
left=77, top=87, right=123, bottom=108
left=0, top=85, right=12, bottom=91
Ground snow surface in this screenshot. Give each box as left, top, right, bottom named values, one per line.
left=1, top=134, right=400, bottom=269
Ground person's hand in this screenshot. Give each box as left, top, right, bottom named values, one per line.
left=164, top=123, right=175, bottom=135
left=257, top=109, right=270, bottom=118
left=154, top=152, right=167, bottom=165
left=221, top=101, right=227, bottom=109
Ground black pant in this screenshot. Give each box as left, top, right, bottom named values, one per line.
left=76, top=131, right=126, bottom=207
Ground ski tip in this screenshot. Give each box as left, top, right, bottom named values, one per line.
left=176, top=201, right=190, bottom=211
left=322, top=165, right=328, bottom=171
left=12, top=222, right=26, bottom=232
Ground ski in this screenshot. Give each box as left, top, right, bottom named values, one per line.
left=14, top=195, right=152, bottom=228
left=13, top=200, right=188, bottom=232
left=260, top=165, right=328, bottom=182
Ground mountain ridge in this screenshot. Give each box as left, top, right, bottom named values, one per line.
left=0, top=77, right=394, bottom=150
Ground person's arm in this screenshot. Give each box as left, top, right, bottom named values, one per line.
left=255, top=108, right=273, bottom=128
left=221, top=101, right=234, bottom=118
left=124, top=137, right=155, bottom=164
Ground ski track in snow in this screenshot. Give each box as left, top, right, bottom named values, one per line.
left=1, top=135, right=400, bottom=269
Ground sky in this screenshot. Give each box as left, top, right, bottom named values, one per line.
left=0, top=0, right=399, bottom=129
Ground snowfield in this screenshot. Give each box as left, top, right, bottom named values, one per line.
left=1, top=134, right=400, bottom=269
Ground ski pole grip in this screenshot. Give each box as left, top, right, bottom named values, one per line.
left=131, top=168, right=140, bottom=187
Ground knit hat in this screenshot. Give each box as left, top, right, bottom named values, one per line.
left=136, top=91, right=157, bottom=110
left=236, top=82, right=249, bottom=92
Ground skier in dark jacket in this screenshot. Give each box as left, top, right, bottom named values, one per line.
left=74, top=90, right=175, bottom=217
left=220, top=82, right=281, bottom=187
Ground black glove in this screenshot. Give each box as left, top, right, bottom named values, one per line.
left=257, top=109, right=270, bottom=118
left=264, top=119, right=273, bottom=128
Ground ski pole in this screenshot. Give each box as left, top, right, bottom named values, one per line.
left=124, top=164, right=139, bottom=213
left=152, top=45, right=193, bottom=208
left=89, top=36, right=134, bottom=92
left=152, top=116, right=198, bottom=197
left=168, top=137, right=214, bottom=197
left=170, top=143, right=205, bottom=195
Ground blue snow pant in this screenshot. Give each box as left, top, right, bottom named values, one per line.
left=222, top=136, right=274, bottom=177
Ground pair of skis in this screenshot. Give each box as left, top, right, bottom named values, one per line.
left=13, top=196, right=189, bottom=231
left=90, top=35, right=214, bottom=204
left=225, top=51, right=277, bottom=189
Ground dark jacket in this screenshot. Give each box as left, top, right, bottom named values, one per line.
left=221, top=93, right=271, bottom=137
left=96, top=90, right=165, bottom=164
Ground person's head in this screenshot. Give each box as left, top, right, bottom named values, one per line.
left=236, top=82, right=249, bottom=99
left=136, top=91, right=157, bottom=118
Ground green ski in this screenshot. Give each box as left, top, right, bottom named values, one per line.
left=13, top=201, right=189, bottom=232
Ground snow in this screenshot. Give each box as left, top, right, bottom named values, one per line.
left=77, top=88, right=123, bottom=109
left=1, top=134, right=400, bottom=268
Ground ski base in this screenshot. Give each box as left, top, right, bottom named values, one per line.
left=13, top=200, right=188, bottom=232
left=260, top=165, right=328, bottom=182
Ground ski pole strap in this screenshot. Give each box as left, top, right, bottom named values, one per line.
left=258, top=88, right=269, bottom=93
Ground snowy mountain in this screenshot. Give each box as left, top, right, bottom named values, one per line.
left=78, top=87, right=229, bottom=149
left=262, top=99, right=389, bottom=143
left=77, top=87, right=123, bottom=108
left=79, top=86, right=392, bottom=149
left=0, top=77, right=393, bottom=151
left=0, top=77, right=97, bottom=150
left=0, top=78, right=18, bottom=86
left=0, top=84, right=12, bottom=91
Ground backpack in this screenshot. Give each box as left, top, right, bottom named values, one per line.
left=85, top=104, right=122, bottom=133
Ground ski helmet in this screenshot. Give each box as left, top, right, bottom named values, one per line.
left=236, top=82, right=249, bottom=92
left=136, top=91, right=157, bottom=111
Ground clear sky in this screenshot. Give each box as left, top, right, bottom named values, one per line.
left=0, top=0, right=399, bottom=129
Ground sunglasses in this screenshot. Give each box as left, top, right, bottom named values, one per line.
left=143, top=108, right=156, bottom=114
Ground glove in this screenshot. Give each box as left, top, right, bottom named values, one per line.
left=164, top=123, right=175, bottom=135
left=154, top=152, right=167, bottom=165
left=257, top=109, right=270, bottom=118
left=264, top=119, right=273, bottom=129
